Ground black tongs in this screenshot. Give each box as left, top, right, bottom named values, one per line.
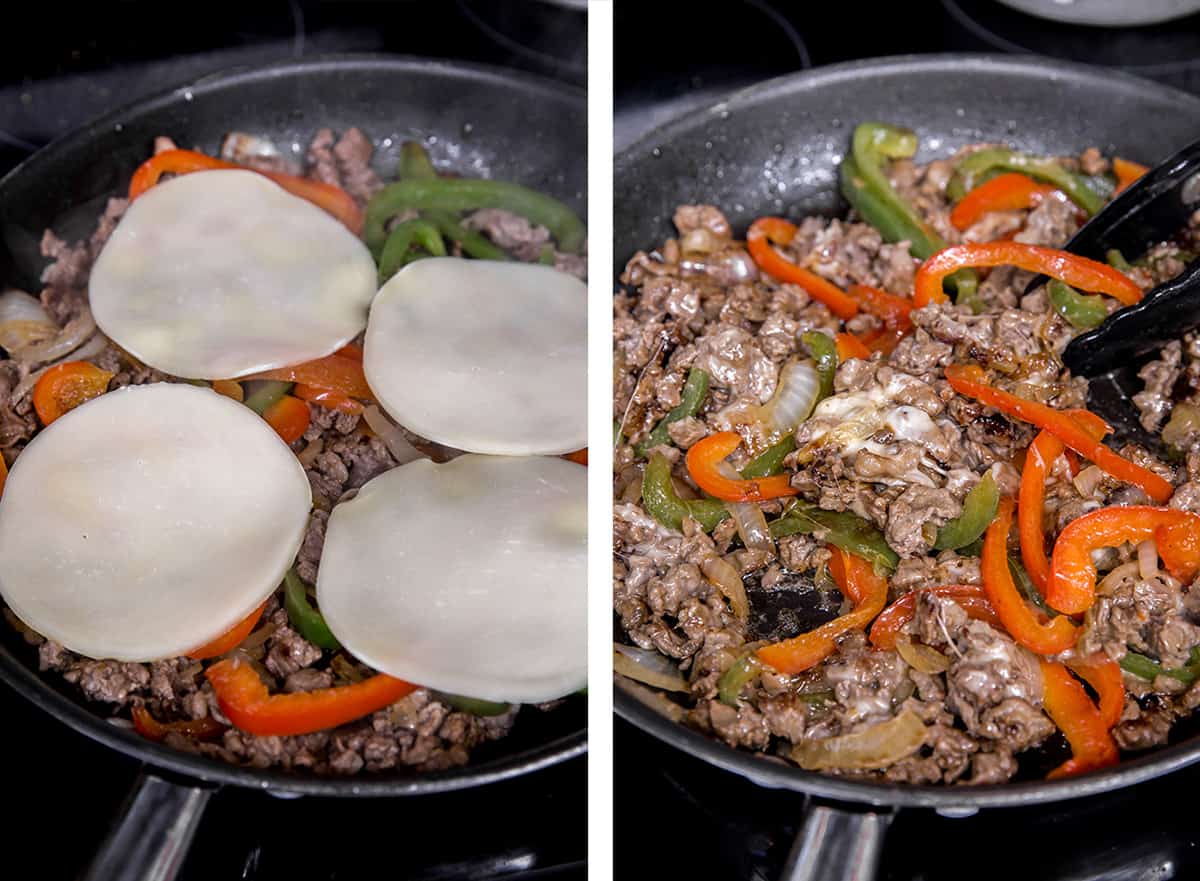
left=1028, top=136, right=1200, bottom=448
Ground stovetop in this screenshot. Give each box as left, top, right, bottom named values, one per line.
left=0, top=3, right=585, bottom=880
left=615, top=2, right=1200, bottom=880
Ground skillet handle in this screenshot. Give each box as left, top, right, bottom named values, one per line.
left=779, top=803, right=892, bottom=881
left=82, top=772, right=213, bottom=881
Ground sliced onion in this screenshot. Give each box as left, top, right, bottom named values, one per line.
left=297, top=437, right=325, bottom=467
left=896, top=635, right=951, bottom=674
left=0, top=289, right=56, bottom=354
left=1138, top=539, right=1160, bottom=582
left=702, top=554, right=750, bottom=620
left=790, top=708, right=927, bottom=771
left=717, top=461, right=775, bottom=554
left=1073, top=464, right=1106, bottom=498
left=761, top=357, right=820, bottom=437
left=11, top=333, right=111, bottom=404
left=613, top=644, right=689, bottom=692
left=615, top=677, right=687, bottom=723
left=362, top=404, right=427, bottom=465
left=680, top=227, right=721, bottom=254
left=1097, top=560, right=1141, bottom=595
left=16, top=306, right=96, bottom=366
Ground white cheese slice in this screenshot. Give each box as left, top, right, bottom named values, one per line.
left=363, top=257, right=587, bottom=455
left=89, top=169, right=377, bottom=380
left=0, top=383, right=312, bottom=661
left=316, top=454, right=586, bottom=703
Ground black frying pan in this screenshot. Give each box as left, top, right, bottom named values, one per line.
left=0, top=55, right=586, bottom=880
left=614, top=53, right=1200, bottom=879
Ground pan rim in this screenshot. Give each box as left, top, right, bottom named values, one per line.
left=614, top=51, right=1200, bottom=809
left=0, top=53, right=586, bottom=796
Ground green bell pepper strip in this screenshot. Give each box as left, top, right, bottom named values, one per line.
left=398, top=141, right=438, bottom=180
left=538, top=243, right=556, bottom=266
left=769, top=500, right=899, bottom=573
left=642, top=452, right=729, bottom=533
left=283, top=569, right=341, bottom=650
left=1106, top=248, right=1134, bottom=272
left=1119, top=646, right=1200, bottom=685
left=802, top=331, right=837, bottom=402
left=1047, top=279, right=1108, bottom=330
left=364, top=178, right=586, bottom=255
left=634, top=368, right=710, bottom=457
left=243, top=380, right=293, bottom=416
left=377, top=218, right=446, bottom=282
left=840, top=127, right=981, bottom=310
left=424, top=209, right=512, bottom=262
left=946, top=148, right=1106, bottom=216
left=933, top=472, right=999, bottom=550
left=1009, top=555, right=1056, bottom=617
left=435, top=692, right=513, bottom=716
left=741, top=436, right=797, bottom=479
left=718, top=652, right=763, bottom=706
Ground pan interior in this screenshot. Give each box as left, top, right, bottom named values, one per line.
left=0, top=55, right=586, bottom=796
left=614, top=53, right=1200, bottom=808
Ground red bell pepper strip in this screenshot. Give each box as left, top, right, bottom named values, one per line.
left=262, top=394, right=311, bottom=445
left=945, top=364, right=1173, bottom=504
left=128, top=148, right=363, bottom=234
left=1113, top=157, right=1149, bottom=195
left=757, top=548, right=889, bottom=674
left=983, top=498, right=1079, bottom=654
left=685, top=431, right=798, bottom=502
left=563, top=448, right=588, bottom=466
left=848, top=284, right=914, bottom=327
left=245, top=351, right=374, bottom=401
left=746, top=218, right=861, bottom=320
left=293, top=383, right=364, bottom=415
left=1018, top=411, right=1111, bottom=594
left=0, top=454, right=8, bottom=499
left=206, top=657, right=417, bottom=736
left=32, top=361, right=114, bottom=426
left=186, top=601, right=268, bottom=660
left=1047, top=506, right=1200, bottom=615
left=1157, top=518, right=1200, bottom=583
left=131, top=705, right=226, bottom=742
left=869, top=584, right=1001, bottom=650
left=1066, top=653, right=1125, bottom=729
left=913, top=242, right=1143, bottom=308
left=835, top=332, right=872, bottom=361
left=949, top=173, right=1056, bottom=231
left=1039, top=659, right=1120, bottom=778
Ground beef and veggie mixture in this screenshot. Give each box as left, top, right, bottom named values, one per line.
left=613, top=122, right=1200, bottom=783
left=0, top=128, right=586, bottom=775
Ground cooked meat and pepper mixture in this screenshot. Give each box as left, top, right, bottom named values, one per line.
left=0, top=129, right=585, bottom=774
left=613, top=123, right=1200, bottom=783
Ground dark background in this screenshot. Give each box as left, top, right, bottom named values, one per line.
left=0, top=2, right=587, bottom=880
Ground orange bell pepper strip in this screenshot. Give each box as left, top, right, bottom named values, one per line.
left=758, top=548, right=889, bottom=674
left=685, top=431, right=798, bottom=502
left=293, top=383, right=364, bottom=415
left=32, top=361, right=114, bottom=426
left=848, top=284, right=914, bottom=327
left=1066, top=653, right=1125, bottom=729
left=1018, top=411, right=1111, bottom=594
left=913, top=242, right=1143, bottom=308
left=1047, top=506, right=1200, bottom=615
left=563, top=448, right=588, bottom=466
left=949, top=173, right=1056, bottom=231
left=206, top=657, right=417, bottom=736
left=245, top=351, right=373, bottom=401
left=835, top=332, right=872, bottom=361
left=186, top=601, right=268, bottom=660
left=0, top=455, right=7, bottom=498
left=131, top=705, right=226, bottom=742
left=869, top=584, right=1001, bottom=650
left=746, top=218, right=861, bottom=320
left=1039, top=659, right=1120, bottom=778
left=211, top=379, right=244, bottom=402
left=1113, top=157, right=1149, bottom=195
left=945, top=364, right=1173, bottom=504
left=262, top=394, right=311, bottom=445
left=983, top=498, right=1079, bottom=654
left=128, top=148, right=363, bottom=235
left=1157, top=518, right=1200, bottom=583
